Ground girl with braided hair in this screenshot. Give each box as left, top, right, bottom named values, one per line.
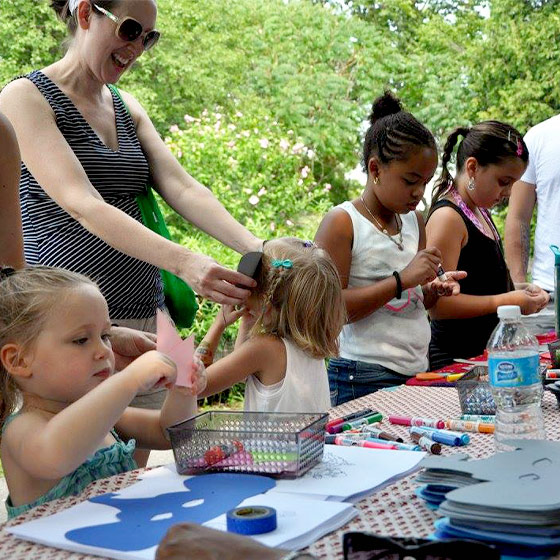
left=426, top=122, right=549, bottom=369
left=199, top=238, right=346, bottom=413
left=315, top=91, right=465, bottom=406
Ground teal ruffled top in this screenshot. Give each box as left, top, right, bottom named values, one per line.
left=3, top=413, right=137, bottom=519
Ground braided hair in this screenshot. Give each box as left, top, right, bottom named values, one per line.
left=431, top=121, right=529, bottom=205
left=362, top=91, right=436, bottom=173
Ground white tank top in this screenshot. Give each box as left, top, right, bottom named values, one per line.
left=337, top=201, right=430, bottom=375
left=244, top=338, right=331, bottom=413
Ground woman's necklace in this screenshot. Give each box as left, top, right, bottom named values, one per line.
left=448, top=184, right=500, bottom=243
left=360, top=195, right=404, bottom=251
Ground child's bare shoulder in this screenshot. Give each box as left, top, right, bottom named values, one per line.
left=245, top=334, right=285, bottom=354
left=2, top=409, right=50, bottom=447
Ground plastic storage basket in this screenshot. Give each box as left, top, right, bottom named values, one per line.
left=168, top=410, right=328, bottom=478
left=456, top=366, right=497, bottom=415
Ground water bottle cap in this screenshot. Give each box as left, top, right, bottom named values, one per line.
left=497, top=305, right=521, bottom=319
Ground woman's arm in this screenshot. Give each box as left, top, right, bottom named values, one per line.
left=0, top=81, right=255, bottom=304
left=0, top=111, right=24, bottom=268
left=121, top=91, right=262, bottom=256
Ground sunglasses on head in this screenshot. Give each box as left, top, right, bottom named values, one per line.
left=93, top=4, right=160, bottom=51
left=343, top=532, right=501, bottom=560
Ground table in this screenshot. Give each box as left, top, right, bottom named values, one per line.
left=1, top=386, right=559, bottom=559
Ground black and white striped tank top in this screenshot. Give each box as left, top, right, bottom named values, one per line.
left=20, top=70, right=164, bottom=319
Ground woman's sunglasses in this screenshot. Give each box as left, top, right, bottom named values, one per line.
left=343, top=532, right=501, bottom=560
left=93, top=4, right=160, bottom=51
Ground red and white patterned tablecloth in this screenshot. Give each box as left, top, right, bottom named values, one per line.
left=1, top=386, right=559, bottom=559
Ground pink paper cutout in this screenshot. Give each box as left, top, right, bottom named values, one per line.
left=156, top=310, right=194, bottom=387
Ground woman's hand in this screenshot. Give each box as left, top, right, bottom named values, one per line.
left=156, top=523, right=286, bottom=560
left=425, top=270, right=467, bottom=298
left=110, top=326, right=157, bottom=370
left=180, top=254, right=256, bottom=305
left=400, top=247, right=441, bottom=290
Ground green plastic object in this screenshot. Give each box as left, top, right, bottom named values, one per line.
left=108, top=85, right=198, bottom=328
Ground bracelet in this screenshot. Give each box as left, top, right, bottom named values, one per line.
left=392, top=270, right=402, bottom=299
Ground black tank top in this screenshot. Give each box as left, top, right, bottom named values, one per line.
left=20, top=70, right=164, bottom=319
left=428, top=199, right=514, bottom=369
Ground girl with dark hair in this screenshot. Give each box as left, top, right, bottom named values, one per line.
left=315, top=91, right=465, bottom=406
left=427, top=122, right=549, bottom=369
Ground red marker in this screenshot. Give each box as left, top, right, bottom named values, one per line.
left=326, top=408, right=376, bottom=434
left=389, top=415, right=445, bottom=429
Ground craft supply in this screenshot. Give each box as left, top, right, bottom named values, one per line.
left=460, top=415, right=496, bottom=423
left=326, top=408, right=376, bottom=433
left=409, top=426, right=464, bottom=447
left=365, top=437, right=421, bottom=451
left=437, top=263, right=448, bottom=282
left=330, top=436, right=397, bottom=450
left=204, top=441, right=244, bottom=466
left=546, top=370, right=560, bottom=380
left=446, top=419, right=495, bottom=434
left=413, top=434, right=442, bottom=455
left=359, top=424, right=404, bottom=442
left=389, top=415, right=445, bottom=429
left=325, top=433, right=363, bottom=443
left=412, top=425, right=470, bottom=445
left=226, top=506, right=278, bottom=535
left=341, top=413, right=383, bottom=431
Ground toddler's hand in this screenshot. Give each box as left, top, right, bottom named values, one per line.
left=219, top=304, right=245, bottom=328
left=426, top=270, right=467, bottom=298
left=175, top=356, right=207, bottom=397
left=125, top=350, right=177, bottom=393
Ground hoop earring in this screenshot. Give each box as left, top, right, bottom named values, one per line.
left=467, top=177, right=475, bottom=191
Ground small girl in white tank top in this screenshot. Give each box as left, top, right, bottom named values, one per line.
left=315, top=91, right=466, bottom=406
left=197, top=237, right=346, bottom=413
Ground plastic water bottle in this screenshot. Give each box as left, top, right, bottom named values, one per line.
left=487, top=305, right=545, bottom=452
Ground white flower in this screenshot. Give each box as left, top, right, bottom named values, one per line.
left=306, top=149, right=315, bottom=159
left=249, top=195, right=260, bottom=205
left=184, top=114, right=197, bottom=123
left=259, top=138, right=269, bottom=149
left=301, top=165, right=310, bottom=178
left=324, top=183, right=332, bottom=192
left=215, top=112, right=222, bottom=120
left=243, top=188, right=252, bottom=194
left=292, top=142, right=305, bottom=154
left=236, top=111, right=243, bottom=118
left=242, top=130, right=251, bottom=137
left=258, top=187, right=267, bottom=196
left=279, top=139, right=290, bottom=151
left=227, top=140, right=236, bottom=149
left=286, top=219, right=294, bottom=226
left=228, top=124, right=236, bottom=131
left=298, top=179, right=304, bottom=186
left=270, top=222, right=276, bottom=232
left=177, top=150, right=182, bottom=158
left=287, top=130, right=294, bottom=135
left=169, top=124, right=180, bottom=133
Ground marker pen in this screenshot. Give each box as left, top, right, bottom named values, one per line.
left=328, top=436, right=398, bottom=449
left=359, top=424, right=404, bottom=442
left=459, top=414, right=496, bottom=423
left=437, top=263, right=448, bottom=282
left=326, top=408, right=375, bottom=433
left=446, top=419, right=495, bottom=434
left=389, top=415, right=445, bottom=429
left=365, top=437, right=421, bottom=451
left=341, top=413, right=383, bottom=431
left=409, top=426, right=464, bottom=447
left=412, top=434, right=442, bottom=455
left=410, top=425, right=470, bottom=445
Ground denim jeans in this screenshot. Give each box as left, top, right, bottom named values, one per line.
left=327, top=357, right=409, bottom=406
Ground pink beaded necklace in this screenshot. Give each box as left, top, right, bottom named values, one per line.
left=447, top=183, right=500, bottom=243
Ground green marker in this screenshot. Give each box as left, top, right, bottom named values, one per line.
left=341, top=413, right=383, bottom=431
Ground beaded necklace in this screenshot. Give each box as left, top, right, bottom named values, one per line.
left=447, top=184, right=500, bottom=243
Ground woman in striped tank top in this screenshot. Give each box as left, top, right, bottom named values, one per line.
left=0, top=0, right=262, bottom=465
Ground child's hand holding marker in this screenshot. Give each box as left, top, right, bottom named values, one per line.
left=427, top=263, right=467, bottom=297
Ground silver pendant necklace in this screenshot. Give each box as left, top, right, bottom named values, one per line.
left=360, top=195, right=404, bottom=251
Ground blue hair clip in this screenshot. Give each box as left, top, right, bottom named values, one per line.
left=271, top=259, right=293, bottom=269
left=302, top=240, right=315, bottom=248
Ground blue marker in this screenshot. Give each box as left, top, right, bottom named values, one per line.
left=409, top=426, right=468, bottom=446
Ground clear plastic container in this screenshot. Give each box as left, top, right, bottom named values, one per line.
left=487, top=305, right=545, bottom=452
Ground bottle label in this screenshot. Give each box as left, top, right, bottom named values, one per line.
left=488, top=354, right=540, bottom=387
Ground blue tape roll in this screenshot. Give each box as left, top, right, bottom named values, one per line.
left=226, top=505, right=277, bottom=535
